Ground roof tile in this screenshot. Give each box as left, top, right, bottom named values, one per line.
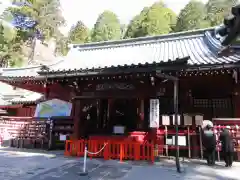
left=1, top=27, right=240, bottom=78
left=50, top=28, right=240, bottom=72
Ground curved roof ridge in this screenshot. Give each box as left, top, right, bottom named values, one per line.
left=71, top=27, right=216, bottom=49
left=77, top=34, right=205, bottom=51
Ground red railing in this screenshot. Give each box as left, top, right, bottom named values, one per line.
left=64, top=139, right=154, bottom=163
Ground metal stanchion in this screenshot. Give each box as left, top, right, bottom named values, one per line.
left=80, top=145, right=88, bottom=176
left=187, top=126, right=191, bottom=158
left=199, top=126, right=203, bottom=159
left=165, top=126, right=168, bottom=158
left=79, top=143, right=108, bottom=177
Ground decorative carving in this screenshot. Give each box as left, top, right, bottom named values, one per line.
left=96, top=83, right=135, bottom=91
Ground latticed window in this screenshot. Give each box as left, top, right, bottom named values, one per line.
left=212, top=99, right=231, bottom=109
left=193, top=98, right=232, bottom=118
left=193, top=99, right=211, bottom=108
left=193, top=98, right=231, bottom=108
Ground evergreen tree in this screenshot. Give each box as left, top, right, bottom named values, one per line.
left=206, top=0, right=238, bottom=26
left=69, top=21, right=90, bottom=44
left=174, top=0, right=210, bottom=32
left=124, top=2, right=176, bottom=39
left=91, top=10, right=121, bottom=42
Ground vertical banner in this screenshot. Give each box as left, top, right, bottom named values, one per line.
left=149, top=99, right=160, bottom=128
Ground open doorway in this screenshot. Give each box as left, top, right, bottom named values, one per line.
left=111, top=99, right=138, bottom=132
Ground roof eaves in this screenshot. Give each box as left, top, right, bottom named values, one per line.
left=0, top=58, right=65, bottom=78
left=38, top=56, right=190, bottom=77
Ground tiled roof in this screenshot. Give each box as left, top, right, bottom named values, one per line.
left=9, top=92, right=43, bottom=104
left=0, top=82, right=43, bottom=105
left=0, top=58, right=64, bottom=78
left=48, top=27, right=240, bottom=72
left=1, top=27, right=240, bottom=78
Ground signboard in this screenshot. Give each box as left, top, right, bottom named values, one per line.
left=34, top=99, right=72, bottom=118
left=96, top=83, right=134, bottom=91
left=172, top=136, right=187, bottom=146
left=113, top=126, right=125, bottom=134
left=184, top=114, right=192, bottom=125
left=59, top=134, right=67, bottom=141
left=166, top=138, right=173, bottom=145
left=172, top=115, right=181, bottom=125
left=195, top=115, right=203, bottom=126
left=162, top=115, right=170, bottom=125
left=149, top=99, right=160, bottom=128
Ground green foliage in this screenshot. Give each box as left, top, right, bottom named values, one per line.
left=69, top=21, right=90, bottom=44
left=8, top=0, right=65, bottom=39
left=206, top=0, right=238, bottom=26
left=91, top=10, right=121, bottom=42
left=0, top=0, right=68, bottom=67
left=124, top=2, right=176, bottom=38
left=0, top=23, right=23, bottom=67
left=174, top=0, right=210, bottom=32
left=55, top=34, right=69, bottom=56
left=124, top=7, right=149, bottom=39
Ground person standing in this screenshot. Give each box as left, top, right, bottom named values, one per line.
left=220, top=126, right=234, bottom=167
left=203, top=125, right=216, bottom=166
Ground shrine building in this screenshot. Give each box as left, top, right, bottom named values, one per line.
left=0, top=28, right=240, bottom=157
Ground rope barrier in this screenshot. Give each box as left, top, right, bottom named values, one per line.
left=86, top=143, right=108, bottom=155
left=80, top=143, right=108, bottom=176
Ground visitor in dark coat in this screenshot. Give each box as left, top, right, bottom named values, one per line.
left=203, top=125, right=216, bottom=166
left=220, top=126, right=234, bottom=167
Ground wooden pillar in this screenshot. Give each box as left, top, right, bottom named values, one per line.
left=233, top=85, right=240, bottom=117
left=44, top=83, right=50, bottom=100
left=72, top=99, right=81, bottom=139
left=107, top=99, right=113, bottom=130
left=138, top=99, right=144, bottom=129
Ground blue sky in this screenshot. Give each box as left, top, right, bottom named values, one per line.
left=60, top=0, right=208, bottom=34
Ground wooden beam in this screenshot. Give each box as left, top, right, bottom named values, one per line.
left=73, top=94, right=159, bottom=99
left=155, top=71, right=178, bottom=81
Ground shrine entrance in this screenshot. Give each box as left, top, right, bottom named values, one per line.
left=78, top=98, right=139, bottom=136
left=111, top=99, right=138, bottom=132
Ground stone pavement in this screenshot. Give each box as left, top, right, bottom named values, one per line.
left=0, top=147, right=240, bottom=180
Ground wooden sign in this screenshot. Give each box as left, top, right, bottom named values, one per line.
left=172, top=115, right=181, bottom=125
left=195, top=115, right=203, bottom=126
left=96, top=83, right=134, bottom=91
left=172, top=136, right=187, bottom=146
left=184, top=114, right=192, bottom=125
left=149, top=99, right=160, bottom=128
left=162, top=115, right=170, bottom=125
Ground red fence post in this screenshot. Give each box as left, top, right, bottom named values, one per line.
left=103, top=141, right=109, bottom=160
left=120, top=143, right=124, bottom=162
left=151, top=142, right=154, bottom=164
left=64, top=140, right=72, bottom=156
left=134, top=143, right=140, bottom=161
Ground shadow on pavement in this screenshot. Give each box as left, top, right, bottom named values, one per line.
left=0, top=146, right=65, bottom=157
